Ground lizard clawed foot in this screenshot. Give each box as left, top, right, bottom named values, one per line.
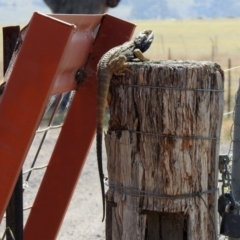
left=109, top=55, right=134, bottom=75
left=133, top=49, right=150, bottom=61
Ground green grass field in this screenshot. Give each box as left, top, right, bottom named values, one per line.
left=1, top=17, right=240, bottom=140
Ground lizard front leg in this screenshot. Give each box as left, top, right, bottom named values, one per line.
left=133, top=49, right=149, bottom=61
left=107, top=55, right=133, bottom=105
left=108, top=55, right=133, bottom=75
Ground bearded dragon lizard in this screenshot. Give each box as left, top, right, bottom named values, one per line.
left=96, top=30, right=154, bottom=221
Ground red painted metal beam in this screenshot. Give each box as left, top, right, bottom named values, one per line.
left=0, top=12, right=101, bottom=222
left=0, top=13, right=74, bottom=221
left=24, top=14, right=135, bottom=239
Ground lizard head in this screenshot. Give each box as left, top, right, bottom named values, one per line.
left=134, top=30, right=154, bottom=52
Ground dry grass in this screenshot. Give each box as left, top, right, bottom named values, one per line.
left=1, top=18, right=240, bottom=141
left=134, top=18, right=240, bottom=96
left=134, top=18, right=240, bottom=65
left=133, top=18, right=240, bottom=142
left=221, top=116, right=233, bottom=141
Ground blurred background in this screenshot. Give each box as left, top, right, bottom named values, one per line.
left=0, top=1, right=239, bottom=130
left=1, top=0, right=240, bottom=23
left=0, top=1, right=239, bottom=239
left=0, top=0, right=239, bottom=141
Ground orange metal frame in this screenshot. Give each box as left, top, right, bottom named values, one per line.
left=0, top=12, right=135, bottom=239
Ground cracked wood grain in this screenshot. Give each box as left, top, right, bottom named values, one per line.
left=105, top=60, right=224, bottom=240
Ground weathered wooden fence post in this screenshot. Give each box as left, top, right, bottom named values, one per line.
left=105, top=60, right=224, bottom=240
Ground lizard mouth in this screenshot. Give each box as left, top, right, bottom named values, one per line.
left=134, top=29, right=154, bottom=53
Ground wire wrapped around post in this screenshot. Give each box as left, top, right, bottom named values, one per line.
left=105, top=60, right=224, bottom=240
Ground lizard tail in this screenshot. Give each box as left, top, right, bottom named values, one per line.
left=96, top=133, right=105, bottom=222
left=96, top=69, right=111, bottom=222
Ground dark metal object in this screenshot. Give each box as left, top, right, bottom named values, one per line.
left=3, top=26, right=20, bottom=74
left=3, top=26, right=23, bottom=240
left=218, top=193, right=235, bottom=217
left=218, top=193, right=240, bottom=238
left=106, top=0, right=121, bottom=8
left=219, top=154, right=230, bottom=174
left=220, top=212, right=240, bottom=238
left=75, top=68, right=87, bottom=85
left=5, top=175, right=22, bottom=240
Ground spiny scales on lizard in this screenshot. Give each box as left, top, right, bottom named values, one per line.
left=96, top=30, right=154, bottom=221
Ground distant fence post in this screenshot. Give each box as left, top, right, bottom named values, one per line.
left=160, top=34, right=164, bottom=54
left=105, top=60, right=224, bottom=239
left=168, top=48, right=171, bottom=60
